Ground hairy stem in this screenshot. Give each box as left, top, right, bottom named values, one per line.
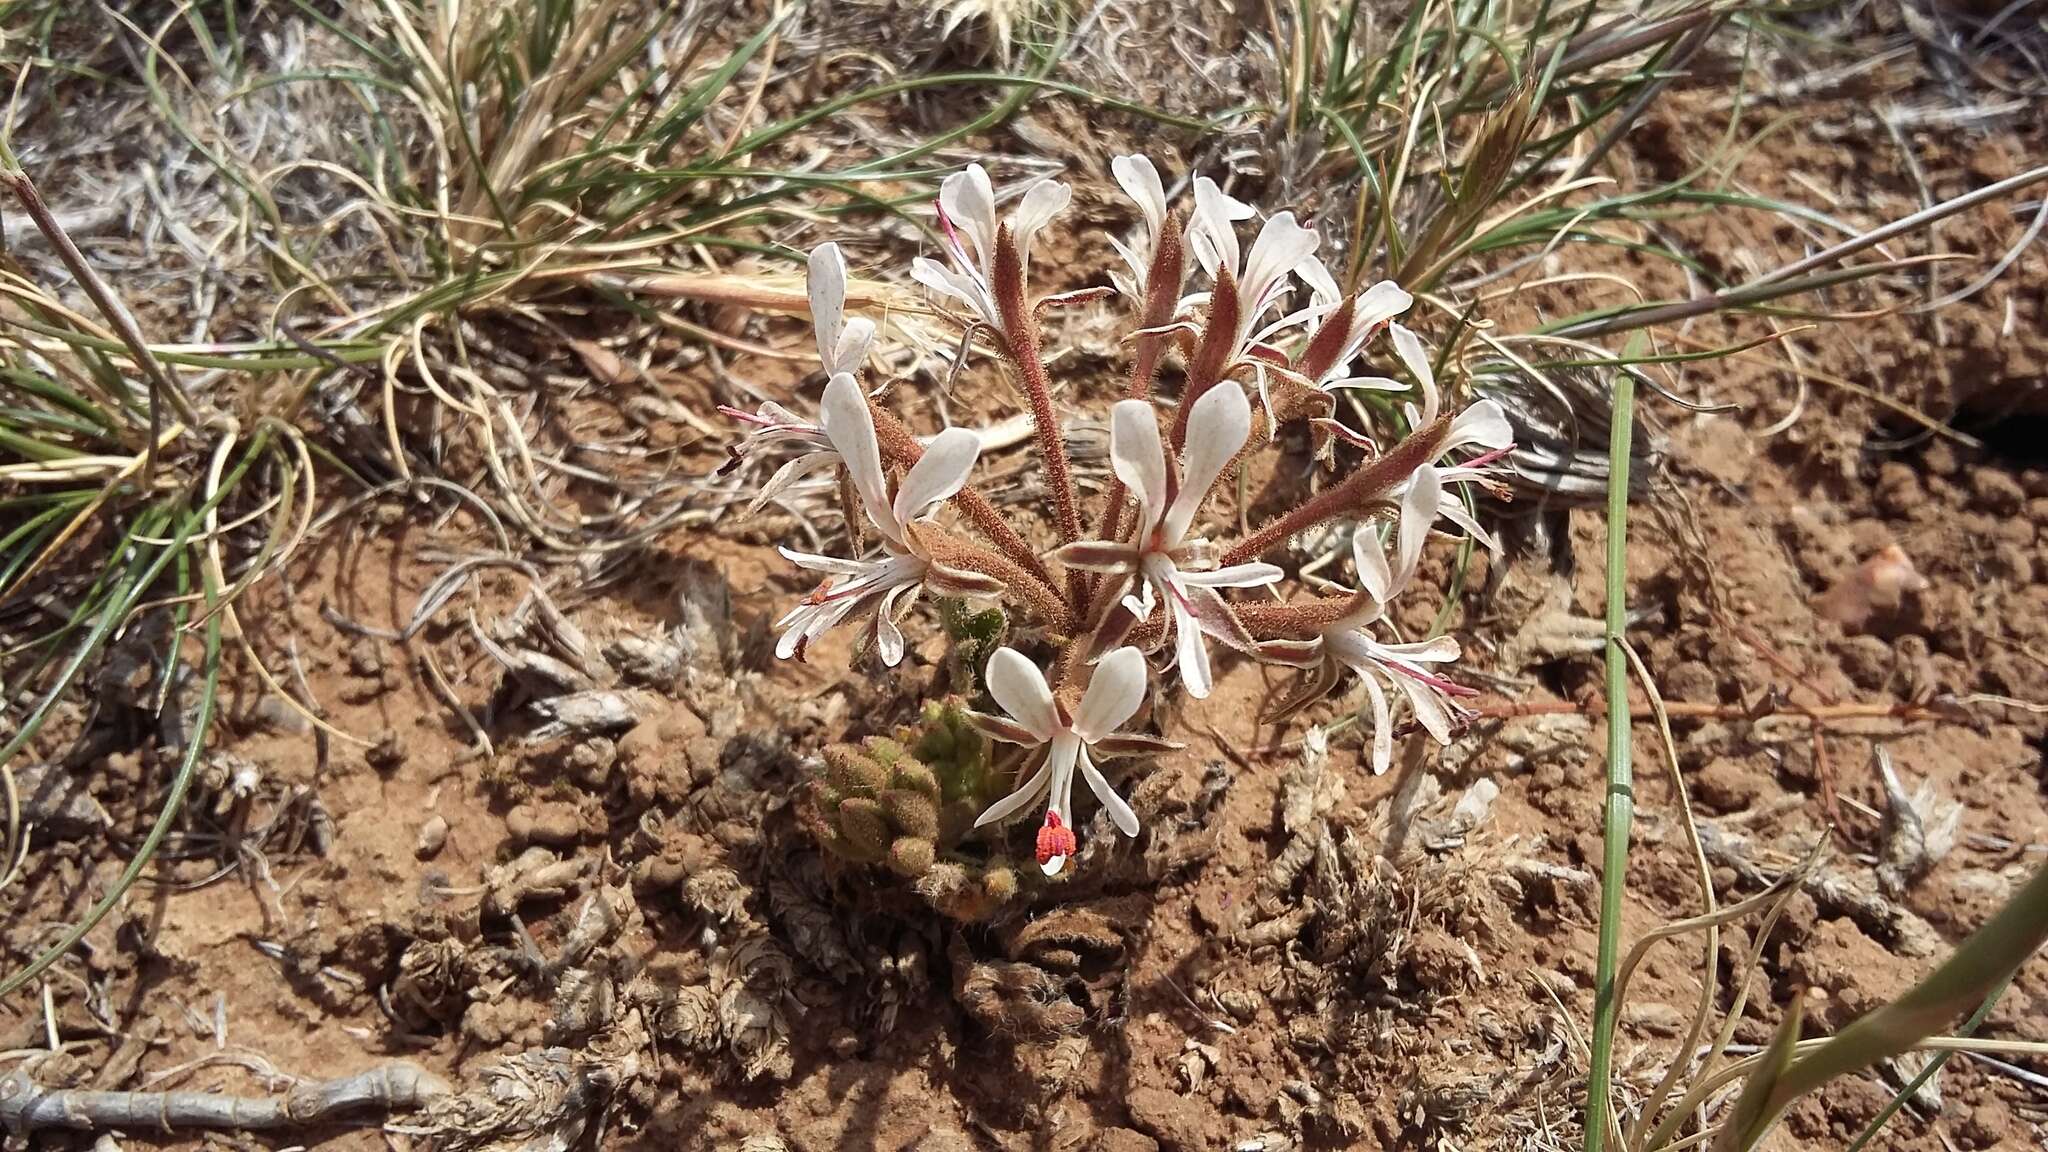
left=1234, top=595, right=1359, bottom=638
left=993, top=223, right=1085, bottom=603
left=1090, top=220, right=1188, bottom=601
left=1170, top=268, right=1241, bottom=450
left=1220, top=415, right=1451, bottom=567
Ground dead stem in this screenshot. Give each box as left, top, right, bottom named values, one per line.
left=0, top=1062, right=450, bottom=1133
left=0, top=167, right=200, bottom=481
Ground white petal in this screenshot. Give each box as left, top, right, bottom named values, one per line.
left=1446, top=398, right=1514, bottom=452
left=1170, top=592, right=1212, bottom=699
left=1383, top=635, right=1462, bottom=663
left=1111, top=154, right=1167, bottom=239
left=820, top=373, right=894, bottom=542
left=1360, top=671, right=1393, bottom=775
left=807, top=243, right=850, bottom=373
left=1074, top=646, right=1148, bottom=743
left=874, top=584, right=912, bottom=667
left=1109, top=400, right=1169, bottom=533
left=1177, top=561, right=1283, bottom=589
left=777, top=545, right=872, bottom=576
left=1048, top=737, right=1079, bottom=828
left=893, top=426, right=980, bottom=527
left=1239, top=212, right=1318, bottom=318
left=1011, top=177, right=1072, bottom=274
left=1164, top=383, right=1251, bottom=544
left=1352, top=524, right=1393, bottom=604
left=1355, top=279, right=1414, bottom=330
left=1078, top=747, right=1141, bottom=837
left=1396, top=673, right=1455, bottom=745
left=1437, top=496, right=1502, bottom=553
left=985, top=647, right=1058, bottom=742
left=1388, top=322, right=1437, bottom=426
left=749, top=452, right=837, bottom=513
left=832, top=317, right=876, bottom=377
left=1394, top=465, right=1442, bottom=591
left=1296, top=253, right=1342, bottom=307
left=1189, top=177, right=1244, bottom=278
left=973, top=756, right=1053, bottom=827
left=1323, top=375, right=1411, bottom=392
left=941, top=164, right=998, bottom=266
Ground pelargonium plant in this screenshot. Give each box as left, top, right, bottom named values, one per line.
left=726, top=158, right=1513, bottom=877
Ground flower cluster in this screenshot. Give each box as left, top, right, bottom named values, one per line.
left=726, top=159, right=1513, bottom=875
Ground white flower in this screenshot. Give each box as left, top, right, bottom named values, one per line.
left=1334, top=321, right=1517, bottom=545
left=719, top=243, right=879, bottom=511
left=718, top=397, right=838, bottom=513
left=774, top=375, right=1002, bottom=664
left=1108, top=154, right=1169, bottom=299
left=1301, top=280, right=1416, bottom=390
left=910, top=163, right=1072, bottom=331
left=1259, top=468, right=1475, bottom=774
left=970, top=646, right=1174, bottom=875
left=1053, top=384, right=1282, bottom=698
left=809, top=242, right=875, bottom=377
left=1185, top=176, right=1321, bottom=369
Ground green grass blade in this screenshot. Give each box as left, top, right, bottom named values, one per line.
left=1583, top=345, right=1638, bottom=1152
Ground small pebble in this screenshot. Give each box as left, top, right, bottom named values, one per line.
left=415, top=814, right=449, bottom=859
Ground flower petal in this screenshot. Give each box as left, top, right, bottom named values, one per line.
left=941, top=164, right=998, bottom=268
left=1435, top=495, right=1502, bottom=553
left=820, top=372, right=893, bottom=540
left=1382, top=635, right=1462, bottom=663
left=1359, top=669, right=1394, bottom=775
left=1169, top=592, right=1212, bottom=699
left=1177, top=561, right=1283, bottom=588
left=1078, top=747, right=1141, bottom=837
left=1352, top=521, right=1393, bottom=604
left=1179, top=581, right=1258, bottom=654
left=1395, top=672, right=1455, bottom=745
left=1296, top=253, right=1342, bottom=307
left=1109, top=399, right=1169, bottom=533
left=893, top=426, right=981, bottom=527
left=1074, top=645, right=1148, bottom=743
left=873, top=583, right=913, bottom=667
left=968, top=711, right=1045, bottom=746
left=777, top=545, right=873, bottom=576
left=1165, top=382, right=1251, bottom=544
left=1053, top=539, right=1143, bottom=573
left=1387, top=322, right=1437, bottom=426
left=1394, top=465, right=1442, bottom=591
left=1188, top=177, right=1247, bottom=279
left=1354, top=279, right=1414, bottom=331
left=1011, top=177, right=1072, bottom=275
left=1446, top=398, right=1514, bottom=453
left=808, top=243, right=850, bottom=374
left=1091, top=732, right=1182, bottom=759
left=1256, top=637, right=1326, bottom=668
left=1240, top=211, right=1319, bottom=319
left=833, top=317, right=876, bottom=377
left=985, top=646, right=1058, bottom=743
left=1111, top=154, right=1167, bottom=240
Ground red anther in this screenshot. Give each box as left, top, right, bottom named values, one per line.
left=1035, top=811, right=1077, bottom=867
